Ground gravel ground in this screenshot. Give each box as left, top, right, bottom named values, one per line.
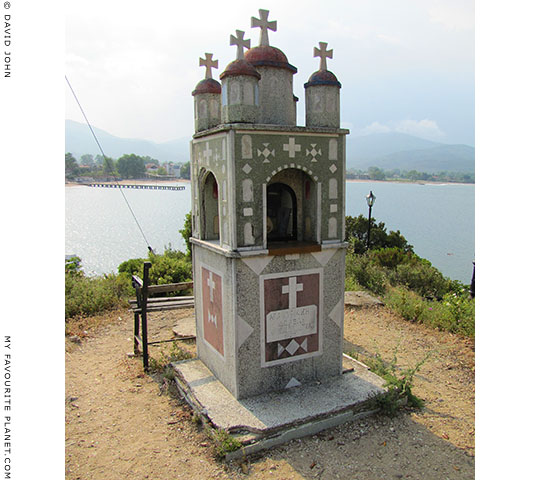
left=65, top=302, right=474, bottom=479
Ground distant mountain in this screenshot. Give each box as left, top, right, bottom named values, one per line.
left=65, top=120, right=190, bottom=163
left=346, top=132, right=474, bottom=173
left=66, top=120, right=474, bottom=173
left=373, top=144, right=475, bottom=173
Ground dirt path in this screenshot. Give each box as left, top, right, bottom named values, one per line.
left=65, top=303, right=474, bottom=479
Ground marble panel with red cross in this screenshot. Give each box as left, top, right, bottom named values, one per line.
left=261, top=269, right=322, bottom=366
left=201, top=266, right=224, bottom=356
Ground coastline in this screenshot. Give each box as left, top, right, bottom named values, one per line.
left=65, top=178, right=190, bottom=187
left=346, top=178, right=474, bottom=186
left=66, top=178, right=473, bottom=187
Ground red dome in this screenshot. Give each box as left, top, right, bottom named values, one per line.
left=245, top=45, right=297, bottom=73
left=219, top=59, right=261, bottom=81
left=192, top=78, right=221, bottom=96
left=304, top=69, right=341, bottom=88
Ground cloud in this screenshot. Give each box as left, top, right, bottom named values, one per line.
left=395, top=118, right=445, bottom=139
left=358, top=119, right=446, bottom=141
left=358, top=121, right=392, bottom=135
left=427, top=0, right=474, bottom=31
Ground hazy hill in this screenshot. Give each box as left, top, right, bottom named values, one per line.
left=65, top=120, right=190, bottom=163
left=66, top=120, right=474, bottom=173
left=372, top=144, right=475, bottom=173
left=346, top=132, right=474, bottom=173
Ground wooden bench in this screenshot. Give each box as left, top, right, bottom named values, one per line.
left=130, top=261, right=194, bottom=371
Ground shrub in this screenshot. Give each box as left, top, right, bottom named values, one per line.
left=179, top=212, right=192, bottom=258
left=384, top=286, right=474, bottom=338
left=345, top=253, right=388, bottom=296
left=118, top=247, right=192, bottom=287
left=390, top=260, right=450, bottom=299
left=65, top=271, right=131, bottom=319
left=345, top=215, right=413, bottom=256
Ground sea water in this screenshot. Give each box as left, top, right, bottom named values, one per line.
left=65, top=181, right=474, bottom=283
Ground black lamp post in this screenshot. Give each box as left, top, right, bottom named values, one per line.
left=366, top=190, right=376, bottom=250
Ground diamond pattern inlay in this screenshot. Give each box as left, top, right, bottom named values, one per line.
left=306, top=143, right=322, bottom=163
left=257, top=143, right=275, bottom=163
left=285, top=339, right=300, bottom=355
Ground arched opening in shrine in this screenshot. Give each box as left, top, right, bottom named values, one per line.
left=201, top=170, right=220, bottom=241
left=265, top=168, right=319, bottom=247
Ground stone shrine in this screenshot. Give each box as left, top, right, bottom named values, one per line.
left=189, top=9, right=349, bottom=400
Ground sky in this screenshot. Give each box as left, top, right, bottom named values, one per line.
left=65, top=0, right=475, bottom=146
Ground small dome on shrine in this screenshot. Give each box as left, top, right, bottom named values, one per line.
left=304, top=69, right=341, bottom=88
left=220, top=59, right=261, bottom=81
left=192, top=77, right=222, bottom=96
left=245, top=45, right=297, bottom=73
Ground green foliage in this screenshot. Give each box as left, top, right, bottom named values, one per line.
left=118, top=247, right=192, bottom=286
left=345, top=244, right=461, bottom=301
left=345, top=215, right=412, bottom=255
left=179, top=212, right=192, bottom=258
left=117, top=258, right=144, bottom=277
left=343, top=215, right=474, bottom=337
left=384, top=287, right=475, bottom=337
left=345, top=168, right=474, bottom=184
left=65, top=152, right=79, bottom=178
left=148, top=342, right=193, bottom=373
left=116, top=154, right=146, bottom=179
left=207, top=428, right=242, bottom=459
left=363, top=344, right=430, bottom=416
left=65, top=266, right=131, bottom=319
left=102, top=156, right=117, bottom=175
left=65, top=255, right=83, bottom=276
left=345, top=253, right=388, bottom=296
left=390, top=259, right=450, bottom=299
left=179, top=162, right=191, bottom=180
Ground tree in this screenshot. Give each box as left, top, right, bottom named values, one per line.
left=368, top=166, right=385, bottom=180
left=157, top=166, right=167, bottom=176
left=179, top=162, right=191, bottom=180
left=65, top=152, right=79, bottom=178
left=345, top=214, right=413, bottom=255
left=80, top=154, right=95, bottom=167
left=179, top=211, right=192, bottom=258
left=103, top=156, right=116, bottom=175
left=116, top=154, right=146, bottom=179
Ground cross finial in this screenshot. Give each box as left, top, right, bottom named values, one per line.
left=230, top=30, right=251, bottom=60
left=251, top=9, right=277, bottom=47
left=314, top=42, right=333, bottom=71
left=199, top=53, right=218, bottom=79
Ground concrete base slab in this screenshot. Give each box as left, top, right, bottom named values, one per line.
left=172, top=356, right=386, bottom=459
left=172, top=316, right=196, bottom=339
left=345, top=290, right=384, bottom=307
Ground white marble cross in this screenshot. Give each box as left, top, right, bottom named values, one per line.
left=199, top=53, right=218, bottom=79
left=283, top=137, right=301, bottom=158
left=282, top=276, right=304, bottom=309
left=251, top=9, right=277, bottom=47
left=230, top=30, right=251, bottom=60
left=207, top=272, right=216, bottom=303
left=314, top=42, right=333, bottom=71
left=203, top=143, right=212, bottom=164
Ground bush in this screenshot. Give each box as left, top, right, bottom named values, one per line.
left=384, top=286, right=474, bottom=338
left=118, top=247, right=193, bottom=286
left=65, top=271, right=131, bottom=319
left=345, top=253, right=388, bottom=296
left=345, top=215, right=413, bottom=256
left=389, top=260, right=450, bottom=299
left=179, top=212, right=192, bottom=258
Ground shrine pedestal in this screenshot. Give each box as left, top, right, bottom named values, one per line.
left=172, top=354, right=385, bottom=460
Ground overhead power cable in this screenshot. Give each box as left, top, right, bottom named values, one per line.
left=65, top=75, right=153, bottom=253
